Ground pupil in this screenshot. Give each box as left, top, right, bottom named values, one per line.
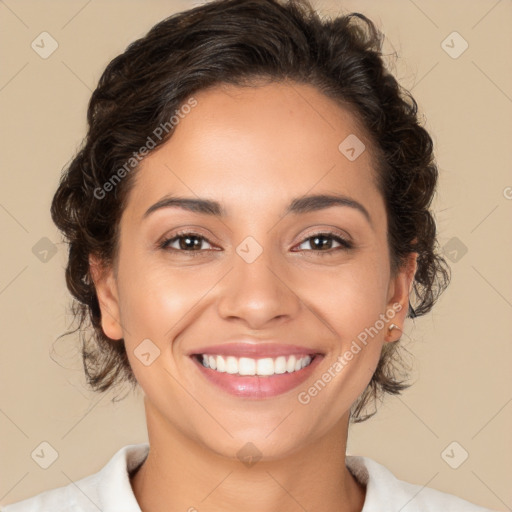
left=312, top=236, right=330, bottom=250
left=180, top=236, right=200, bottom=250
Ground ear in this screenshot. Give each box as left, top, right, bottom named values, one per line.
left=88, top=254, right=123, bottom=340
left=385, top=251, right=418, bottom=342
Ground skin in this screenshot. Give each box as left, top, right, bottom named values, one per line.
left=90, top=81, right=417, bottom=512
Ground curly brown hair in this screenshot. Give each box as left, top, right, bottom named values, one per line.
left=50, top=0, right=450, bottom=421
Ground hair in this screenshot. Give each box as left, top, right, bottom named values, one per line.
left=50, top=0, right=450, bottom=422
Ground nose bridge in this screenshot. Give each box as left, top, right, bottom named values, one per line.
left=235, top=236, right=279, bottom=289
left=216, top=234, right=299, bottom=327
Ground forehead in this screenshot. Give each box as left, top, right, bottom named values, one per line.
left=125, top=81, right=383, bottom=222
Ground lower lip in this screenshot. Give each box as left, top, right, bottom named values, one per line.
left=191, top=355, right=323, bottom=399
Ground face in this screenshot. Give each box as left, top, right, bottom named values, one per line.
left=91, top=81, right=416, bottom=460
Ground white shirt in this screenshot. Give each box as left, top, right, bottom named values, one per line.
left=1, top=443, right=495, bottom=511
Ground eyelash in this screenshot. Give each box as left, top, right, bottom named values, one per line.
left=158, top=229, right=353, bottom=257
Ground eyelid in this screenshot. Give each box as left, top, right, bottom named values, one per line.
left=158, top=226, right=218, bottom=244
left=296, top=226, right=352, bottom=244
left=158, top=229, right=218, bottom=252
left=292, top=230, right=353, bottom=253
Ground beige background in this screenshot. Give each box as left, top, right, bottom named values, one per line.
left=1, top=0, right=511, bottom=510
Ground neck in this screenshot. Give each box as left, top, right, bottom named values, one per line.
left=130, top=398, right=366, bottom=512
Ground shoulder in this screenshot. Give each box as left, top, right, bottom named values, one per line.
left=1, top=443, right=149, bottom=512
left=346, top=455, right=496, bottom=512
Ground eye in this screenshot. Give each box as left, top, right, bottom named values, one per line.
left=158, top=230, right=353, bottom=257
left=159, top=231, right=216, bottom=255
left=294, top=232, right=353, bottom=254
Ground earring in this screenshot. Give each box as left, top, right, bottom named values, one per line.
left=387, top=323, right=401, bottom=342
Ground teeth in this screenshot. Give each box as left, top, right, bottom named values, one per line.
left=274, top=356, right=286, bottom=374
left=198, top=354, right=314, bottom=376
left=216, top=355, right=226, bottom=372
left=239, top=357, right=256, bottom=376
left=226, top=356, right=238, bottom=374
left=257, top=358, right=274, bottom=376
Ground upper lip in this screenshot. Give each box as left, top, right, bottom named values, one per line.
left=189, top=342, right=323, bottom=358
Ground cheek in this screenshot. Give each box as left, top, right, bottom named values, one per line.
left=115, top=264, right=198, bottom=399
left=118, top=266, right=196, bottom=339
left=300, top=253, right=390, bottom=380
left=115, top=247, right=220, bottom=365
left=304, top=257, right=390, bottom=332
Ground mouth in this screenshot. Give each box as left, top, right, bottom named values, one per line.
left=192, top=353, right=314, bottom=376
left=189, top=344, right=323, bottom=399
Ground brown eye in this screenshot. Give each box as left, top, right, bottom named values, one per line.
left=159, top=231, right=215, bottom=255
left=295, top=232, right=353, bottom=253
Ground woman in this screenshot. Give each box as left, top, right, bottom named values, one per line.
left=2, top=0, right=496, bottom=510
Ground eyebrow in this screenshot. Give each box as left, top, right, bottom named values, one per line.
left=142, top=193, right=372, bottom=227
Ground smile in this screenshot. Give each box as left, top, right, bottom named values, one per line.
left=198, top=354, right=313, bottom=376
left=191, top=351, right=322, bottom=399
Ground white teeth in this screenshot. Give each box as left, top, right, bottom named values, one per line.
left=302, top=355, right=311, bottom=368
left=238, top=357, right=256, bottom=376
left=198, top=354, right=314, bottom=376
left=216, top=355, right=226, bottom=372
left=226, top=356, right=238, bottom=374
left=256, top=358, right=274, bottom=376
left=274, top=356, right=287, bottom=374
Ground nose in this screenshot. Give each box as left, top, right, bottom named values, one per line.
left=216, top=242, right=301, bottom=330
